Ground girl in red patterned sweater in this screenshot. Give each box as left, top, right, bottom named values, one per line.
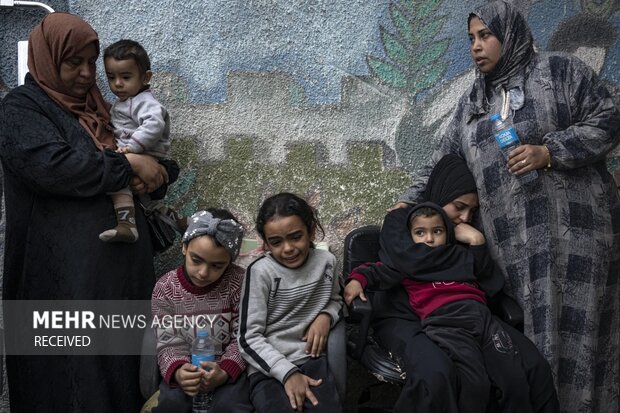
left=150, top=208, right=253, bottom=412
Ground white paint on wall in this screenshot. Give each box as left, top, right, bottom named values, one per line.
left=17, top=40, right=28, bottom=85
left=166, top=72, right=407, bottom=165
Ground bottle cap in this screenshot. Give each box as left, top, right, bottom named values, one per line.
left=196, top=330, right=209, bottom=337
left=490, top=113, right=501, bottom=121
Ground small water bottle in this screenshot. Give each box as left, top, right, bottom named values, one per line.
left=192, top=330, right=215, bottom=413
left=490, top=113, right=538, bottom=184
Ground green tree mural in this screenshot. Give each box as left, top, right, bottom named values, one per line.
left=367, top=0, right=449, bottom=104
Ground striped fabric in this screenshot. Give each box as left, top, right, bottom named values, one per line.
left=238, top=249, right=342, bottom=383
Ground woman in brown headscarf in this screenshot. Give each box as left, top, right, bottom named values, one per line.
left=0, top=12, right=166, bottom=412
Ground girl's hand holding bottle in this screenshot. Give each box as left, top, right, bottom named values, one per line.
left=174, top=363, right=206, bottom=397
left=198, top=361, right=229, bottom=392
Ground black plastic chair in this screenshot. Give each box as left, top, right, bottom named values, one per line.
left=344, top=225, right=406, bottom=387
left=344, top=225, right=525, bottom=402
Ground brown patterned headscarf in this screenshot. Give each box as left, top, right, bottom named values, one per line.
left=28, top=12, right=115, bottom=150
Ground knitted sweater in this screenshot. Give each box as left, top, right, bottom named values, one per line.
left=151, top=264, right=247, bottom=384
left=238, top=249, right=342, bottom=383
left=111, top=88, right=170, bottom=158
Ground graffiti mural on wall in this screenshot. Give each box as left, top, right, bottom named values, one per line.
left=2, top=0, right=617, bottom=268
left=380, top=0, right=620, bottom=174
left=154, top=132, right=411, bottom=272
left=366, top=0, right=450, bottom=105
left=66, top=0, right=620, bottom=172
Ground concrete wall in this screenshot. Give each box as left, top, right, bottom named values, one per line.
left=1, top=0, right=619, bottom=272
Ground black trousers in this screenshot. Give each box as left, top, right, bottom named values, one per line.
left=248, top=356, right=342, bottom=413
left=371, top=287, right=559, bottom=413
left=422, top=300, right=531, bottom=413
left=152, top=371, right=253, bottom=413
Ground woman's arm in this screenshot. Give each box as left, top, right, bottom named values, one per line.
left=354, top=261, right=404, bottom=291
left=0, top=91, right=131, bottom=197
left=124, top=153, right=167, bottom=194
left=467, top=241, right=505, bottom=298
left=541, top=56, right=620, bottom=170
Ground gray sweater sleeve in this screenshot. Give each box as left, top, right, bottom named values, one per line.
left=238, top=257, right=299, bottom=383
left=319, top=253, right=343, bottom=327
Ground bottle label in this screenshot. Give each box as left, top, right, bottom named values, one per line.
left=192, top=354, right=215, bottom=370
left=494, top=127, right=519, bottom=149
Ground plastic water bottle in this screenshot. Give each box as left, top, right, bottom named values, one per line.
left=192, top=330, right=215, bottom=413
left=490, top=113, right=538, bottom=184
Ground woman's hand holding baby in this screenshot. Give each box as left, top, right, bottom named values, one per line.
left=125, top=153, right=168, bottom=193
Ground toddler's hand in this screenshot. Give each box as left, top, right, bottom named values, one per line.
left=344, top=280, right=367, bottom=306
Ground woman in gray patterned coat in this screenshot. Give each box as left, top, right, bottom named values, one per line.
left=396, top=1, right=620, bottom=412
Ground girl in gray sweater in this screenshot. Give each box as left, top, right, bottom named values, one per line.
left=239, top=193, right=343, bottom=413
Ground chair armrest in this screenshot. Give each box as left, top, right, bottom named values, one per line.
left=139, top=327, right=161, bottom=399
left=0, top=328, right=4, bottom=396
left=489, top=292, right=524, bottom=331
left=327, top=319, right=347, bottom=401
left=347, top=297, right=373, bottom=360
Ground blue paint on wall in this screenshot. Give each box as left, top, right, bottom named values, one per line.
left=434, top=2, right=479, bottom=84
left=528, top=1, right=580, bottom=48
left=72, top=0, right=390, bottom=105
left=601, top=13, right=620, bottom=83
left=3, top=1, right=618, bottom=104
left=0, top=0, right=68, bottom=87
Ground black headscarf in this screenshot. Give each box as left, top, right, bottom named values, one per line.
left=359, top=160, right=501, bottom=322
left=361, top=154, right=479, bottom=285
left=381, top=203, right=475, bottom=282
left=357, top=203, right=477, bottom=289
left=467, top=0, right=535, bottom=118
left=420, top=154, right=477, bottom=206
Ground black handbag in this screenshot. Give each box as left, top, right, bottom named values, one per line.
left=140, top=202, right=182, bottom=254
left=150, top=159, right=180, bottom=200
left=140, top=158, right=182, bottom=253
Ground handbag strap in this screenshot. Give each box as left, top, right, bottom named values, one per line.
left=139, top=202, right=184, bottom=235
left=157, top=211, right=183, bottom=234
